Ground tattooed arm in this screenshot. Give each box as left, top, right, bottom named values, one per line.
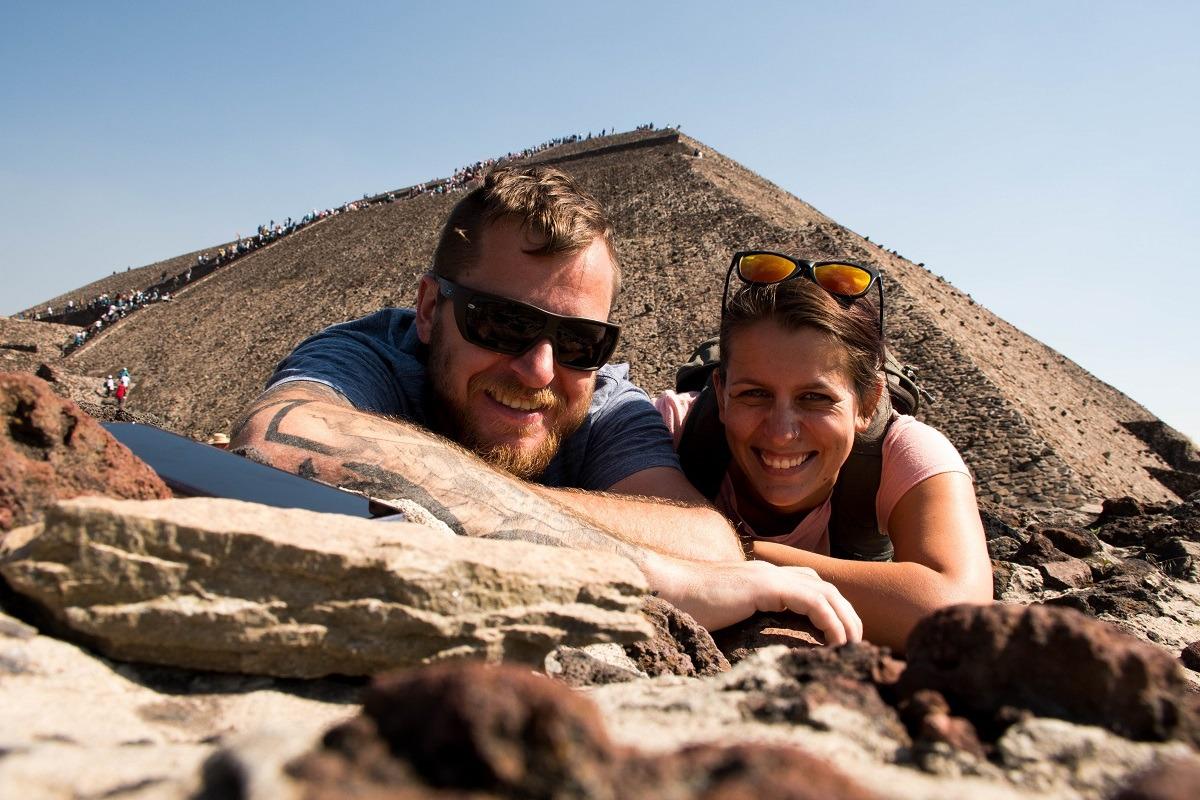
left=229, top=380, right=862, bottom=642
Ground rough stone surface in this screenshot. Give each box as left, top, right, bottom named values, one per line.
left=1039, top=526, right=1104, bottom=557
left=901, top=603, right=1200, bottom=745
left=0, top=372, right=170, bottom=532
left=0, top=497, right=652, bottom=676
left=713, top=611, right=823, bottom=662
left=623, top=595, right=730, bottom=677
left=0, top=607, right=354, bottom=800
left=545, top=643, right=645, bottom=687
left=1039, top=557, right=1094, bottom=590
left=284, top=662, right=882, bottom=800
left=1115, top=756, right=1200, bottom=800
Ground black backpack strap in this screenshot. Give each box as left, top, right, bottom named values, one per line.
left=829, top=391, right=898, bottom=562
left=675, top=375, right=730, bottom=500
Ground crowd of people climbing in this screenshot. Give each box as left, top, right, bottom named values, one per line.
left=21, top=125, right=679, bottom=353
left=99, top=367, right=133, bottom=410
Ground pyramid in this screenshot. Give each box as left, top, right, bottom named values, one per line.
left=27, top=129, right=1194, bottom=507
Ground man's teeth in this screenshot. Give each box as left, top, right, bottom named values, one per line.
left=489, top=390, right=544, bottom=412
left=761, top=452, right=811, bottom=469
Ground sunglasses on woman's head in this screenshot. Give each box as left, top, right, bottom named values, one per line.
left=721, top=251, right=886, bottom=338
left=433, top=275, right=620, bottom=371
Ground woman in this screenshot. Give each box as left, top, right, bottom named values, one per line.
left=657, top=252, right=992, bottom=651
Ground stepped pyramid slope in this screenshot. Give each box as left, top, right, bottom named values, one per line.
left=48, top=129, right=1189, bottom=507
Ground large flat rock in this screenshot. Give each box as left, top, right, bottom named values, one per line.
left=0, top=497, right=651, bottom=677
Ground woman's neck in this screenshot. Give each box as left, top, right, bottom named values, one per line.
left=727, top=466, right=819, bottom=538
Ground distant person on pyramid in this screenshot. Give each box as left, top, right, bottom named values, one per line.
left=654, top=252, right=993, bottom=651
left=231, top=165, right=861, bottom=643
left=115, top=380, right=128, bottom=410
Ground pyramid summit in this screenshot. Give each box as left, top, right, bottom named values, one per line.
left=13, top=127, right=1198, bottom=507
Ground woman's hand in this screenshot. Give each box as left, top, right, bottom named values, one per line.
left=644, top=554, right=863, bottom=645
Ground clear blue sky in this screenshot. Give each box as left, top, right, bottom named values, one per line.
left=2, top=2, right=1196, bottom=442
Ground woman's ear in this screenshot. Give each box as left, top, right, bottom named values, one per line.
left=856, top=376, right=886, bottom=434
left=414, top=274, right=439, bottom=344
left=712, top=370, right=727, bottom=424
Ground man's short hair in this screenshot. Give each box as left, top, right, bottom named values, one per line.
left=431, top=165, right=622, bottom=297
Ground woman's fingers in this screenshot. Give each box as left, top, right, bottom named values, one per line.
left=778, top=567, right=862, bottom=646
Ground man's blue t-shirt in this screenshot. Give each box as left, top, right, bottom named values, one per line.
left=267, top=308, right=681, bottom=490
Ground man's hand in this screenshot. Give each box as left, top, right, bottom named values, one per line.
left=644, top=554, right=863, bottom=645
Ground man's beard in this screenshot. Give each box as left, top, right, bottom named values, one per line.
left=426, top=322, right=592, bottom=480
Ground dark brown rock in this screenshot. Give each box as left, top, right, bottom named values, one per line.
left=1014, top=531, right=1070, bottom=566
left=713, top=612, right=822, bottom=663
left=986, top=535, right=1021, bottom=561
left=1146, top=537, right=1197, bottom=578
left=362, top=663, right=618, bottom=798
left=1040, top=527, right=1103, bottom=557
left=624, top=596, right=730, bottom=677
left=549, top=646, right=642, bottom=688
left=1097, top=496, right=1148, bottom=524
left=898, top=689, right=987, bottom=762
left=1114, top=757, right=1200, bottom=800
left=901, top=604, right=1200, bottom=744
left=1181, top=641, right=1200, bottom=672
left=991, top=560, right=1015, bottom=598
left=732, top=644, right=909, bottom=747
left=0, top=372, right=170, bottom=532
left=1039, top=557, right=1093, bottom=590
left=1046, top=557, right=1172, bottom=618
left=624, top=742, right=883, bottom=800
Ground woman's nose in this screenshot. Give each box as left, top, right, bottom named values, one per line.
left=763, top=404, right=800, bottom=442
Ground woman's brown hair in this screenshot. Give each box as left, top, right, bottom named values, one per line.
left=720, top=276, right=884, bottom=406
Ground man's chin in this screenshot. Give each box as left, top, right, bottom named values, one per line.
left=475, top=435, right=560, bottom=480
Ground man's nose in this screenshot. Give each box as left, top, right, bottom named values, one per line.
left=510, top=339, right=556, bottom=387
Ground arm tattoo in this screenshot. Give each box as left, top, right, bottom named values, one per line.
left=242, top=387, right=645, bottom=565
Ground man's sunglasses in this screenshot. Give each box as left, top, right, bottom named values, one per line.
left=433, top=275, right=620, bottom=371
left=721, top=251, right=885, bottom=338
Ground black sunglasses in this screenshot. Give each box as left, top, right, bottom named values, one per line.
left=721, top=251, right=885, bottom=338
left=433, top=275, right=620, bottom=371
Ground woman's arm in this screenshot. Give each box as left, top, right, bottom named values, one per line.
left=753, top=472, right=992, bottom=653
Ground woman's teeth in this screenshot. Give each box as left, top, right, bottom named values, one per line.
left=760, top=451, right=812, bottom=469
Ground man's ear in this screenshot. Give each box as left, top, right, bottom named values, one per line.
left=414, top=274, right=439, bottom=344
left=712, top=370, right=727, bottom=424
left=856, top=376, right=886, bottom=434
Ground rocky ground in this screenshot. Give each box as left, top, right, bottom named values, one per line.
left=3, top=371, right=1200, bottom=798
left=4, top=129, right=1200, bottom=798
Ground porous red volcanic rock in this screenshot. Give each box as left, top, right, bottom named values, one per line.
left=901, top=603, right=1200, bottom=745
left=623, top=595, right=730, bottom=677
left=0, top=372, right=169, bottom=532
left=897, top=689, right=987, bottom=761
left=362, top=663, right=618, bottom=798
left=286, top=661, right=881, bottom=800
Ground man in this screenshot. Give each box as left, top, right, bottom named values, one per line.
left=231, top=165, right=860, bottom=643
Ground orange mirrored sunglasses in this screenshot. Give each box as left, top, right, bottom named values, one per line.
left=721, top=250, right=884, bottom=337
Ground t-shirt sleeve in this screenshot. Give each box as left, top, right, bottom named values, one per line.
left=574, top=366, right=684, bottom=490
left=876, top=416, right=972, bottom=533
left=266, top=310, right=423, bottom=417
left=653, top=389, right=699, bottom=449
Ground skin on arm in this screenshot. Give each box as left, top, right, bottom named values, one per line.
left=534, top=467, right=745, bottom=562
left=753, top=472, right=992, bottom=653
left=230, top=380, right=862, bottom=642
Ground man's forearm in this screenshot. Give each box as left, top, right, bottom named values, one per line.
left=534, top=485, right=745, bottom=562
left=230, top=385, right=644, bottom=562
